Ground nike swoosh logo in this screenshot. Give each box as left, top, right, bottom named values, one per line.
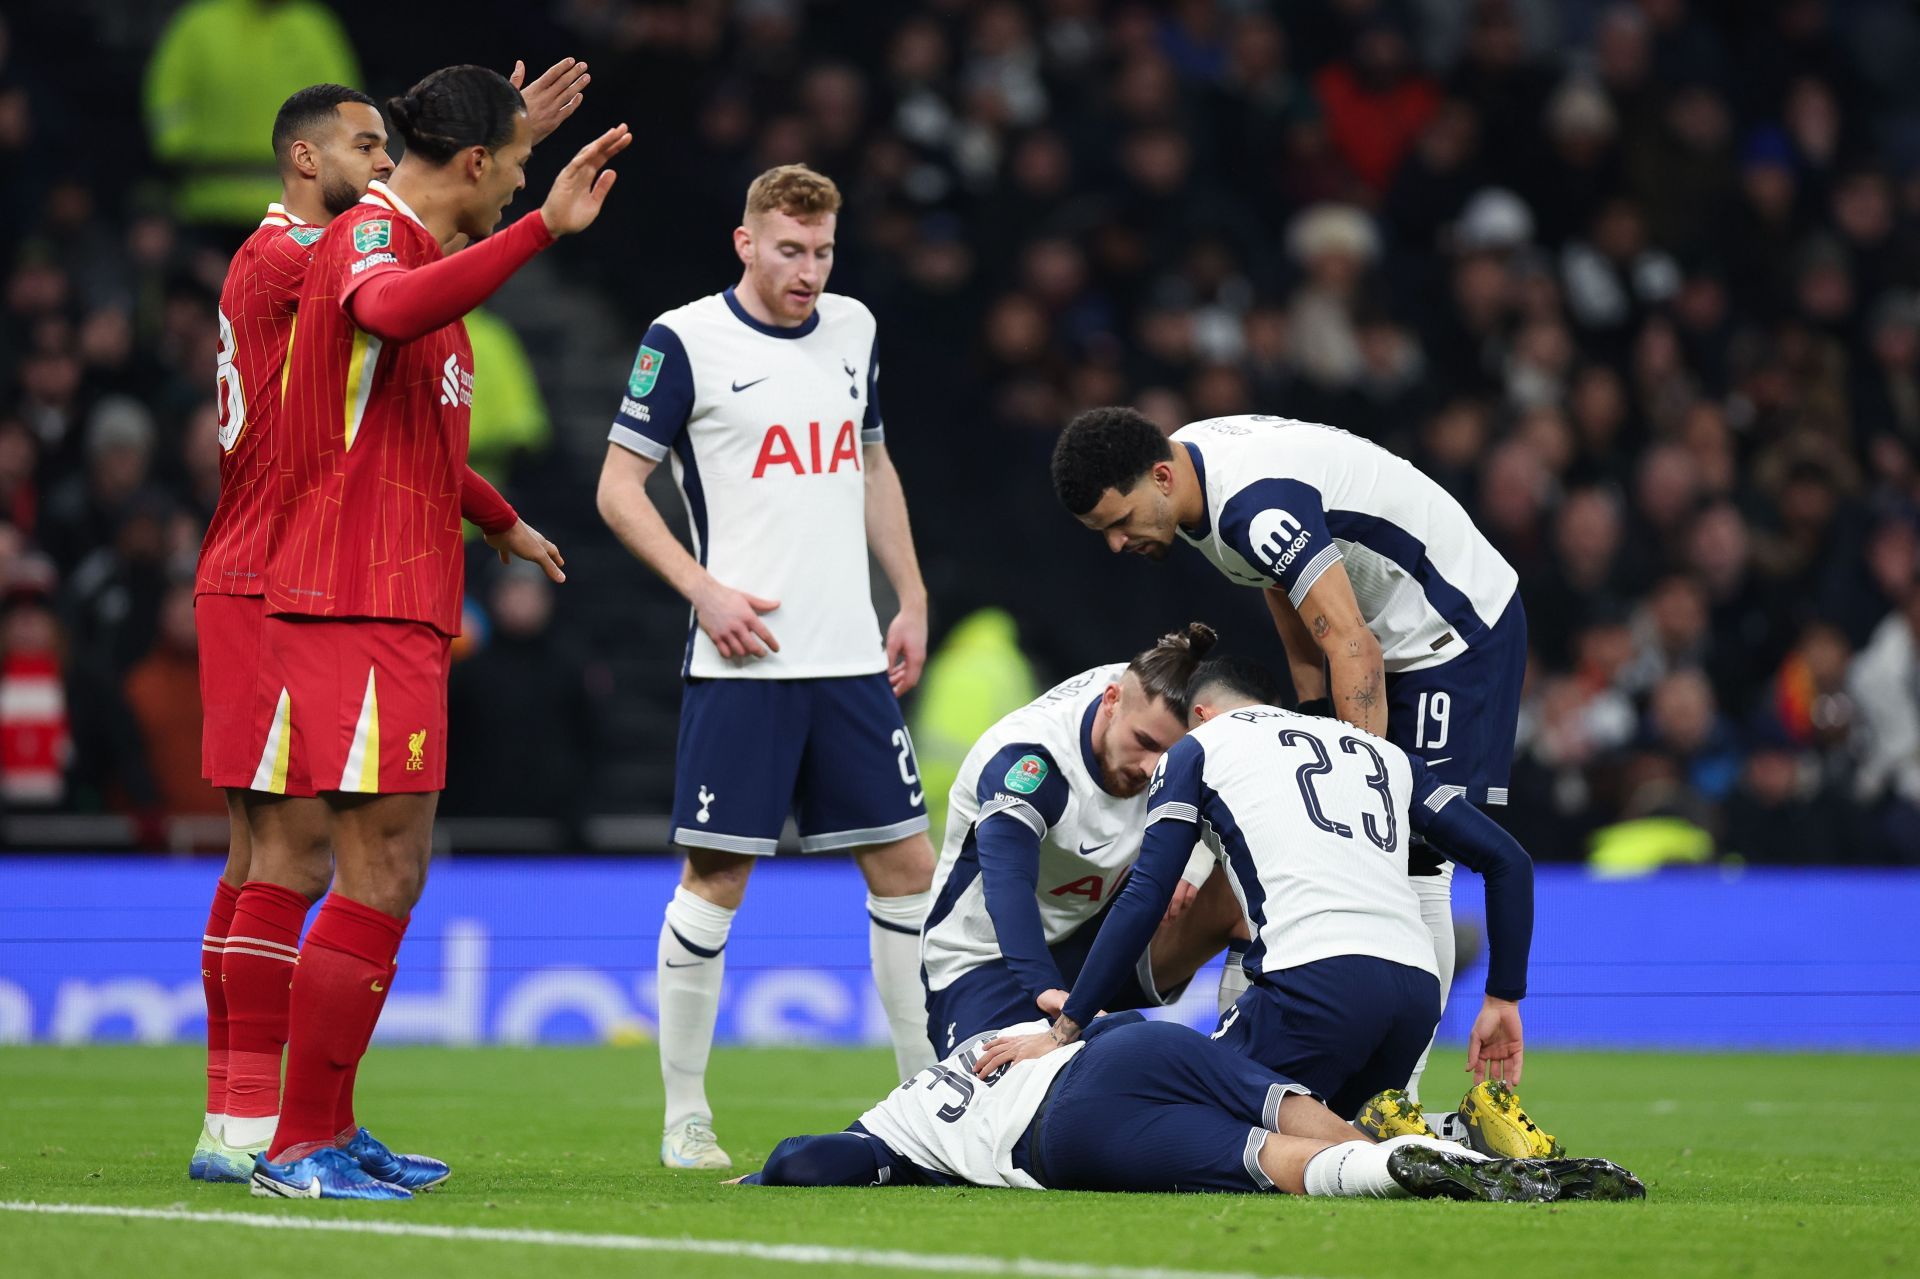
left=1426, top=757, right=1453, bottom=766
left=664, top=959, right=703, bottom=969
left=370, top=981, right=384, bottom=992
left=909, top=790, right=924, bottom=806
left=1078, top=841, right=1113, bottom=857
left=731, top=376, right=769, bottom=393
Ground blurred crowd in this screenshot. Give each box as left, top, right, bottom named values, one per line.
left=3, top=0, right=1918, bottom=863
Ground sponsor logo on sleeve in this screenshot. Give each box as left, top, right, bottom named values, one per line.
left=629, top=344, right=665, bottom=397
left=619, top=397, right=652, bottom=422
left=1004, top=754, right=1048, bottom=795
left=1248, top=508, right=1311, bottom=577
left=352, top=219, right=392, bottom=253
left=349, top=252, right=398, bottom=276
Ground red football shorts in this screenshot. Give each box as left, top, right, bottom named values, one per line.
left=253, top=615, right=452, bottom=795
left=196, top=593, right=319, bottom=794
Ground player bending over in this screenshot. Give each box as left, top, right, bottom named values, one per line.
left=1052, top=410, right=1528, bottom=1105
left=922, top=624, right=1244, bottom=1055
left=734, top=1014, right=1641, bottom=1202
left=976, top=657, right=1559, bottom=1160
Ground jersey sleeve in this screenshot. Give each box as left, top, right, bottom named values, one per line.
left=330, top=213, right=418, bottom=310
left=1408, top=756, right=1534, bottom=1001
left=1144, top=736, right=1206, bottom=828
left=862, top=331, right=884, bottom=444
left=972, top=743, right=1070, bottom=836
left=1217, top=477, right=1341, bottom=606
left=609, top=322, right=695, bottom=461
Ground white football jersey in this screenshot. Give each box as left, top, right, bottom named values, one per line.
left=609, top=289, right=887, bottom=679
left=1173, top=415, right=1518, bottom=673
left=922, top=665, right=1146, bottom=993
left=856, top=1019, right=1083, bottom=1190
left=1151, top=705, right=1439, bottom=979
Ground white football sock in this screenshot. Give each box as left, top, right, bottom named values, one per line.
left=1303, top=1140, right=1413, bottom=1198
left=658, top=885, right=735, bottom=1133
left=204, top=1110, right=225, bottom=1136
left=867, top=890, right=934, bottom=1080
left=1404, top=860, right=1456, bottom=1103
left=1217, top=941, right=1250, bottom=1016
left=223, top=1113, right=276, bottom=1148
left=1431, top=1112, right=1470, bottom=1144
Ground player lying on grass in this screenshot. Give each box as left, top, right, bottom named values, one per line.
left=732, top=1014, right=1642, bottom=1201
left=921, top=624, right=1247, bottom=1056
left=974, top=657, right=1561, bottom=1160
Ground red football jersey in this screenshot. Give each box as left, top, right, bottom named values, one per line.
left=267, top=182, right=474, bottom=636
left=197, top=203, right=322, bottom=597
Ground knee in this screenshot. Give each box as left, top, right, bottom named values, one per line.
left=858, top=835, right=935, bottom=897
left=338, top=838, right=428, bottom=916
left=682, top=854, right=752, bottom=909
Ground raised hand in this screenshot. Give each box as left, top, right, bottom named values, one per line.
left=539, top=124, right=632, bottom=237
left=510, top=57, right=591, bottom=144
left=484, top=518, right=566, bottom=583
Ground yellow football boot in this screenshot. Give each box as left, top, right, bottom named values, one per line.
left=1459, top=1079, right=1565, bottom=1159
left=1354, top=1088, right=1439, bottom=1141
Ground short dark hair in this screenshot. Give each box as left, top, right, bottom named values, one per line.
left=1051, top=407, right=1174, bottom=516
left=1190, top=655, right=1282, bottom=710
left=272, top=84, right=377, bottom=169
left=1126, top=622, right=1218, bottom=718
left=386, top=65, right=525, bottom=165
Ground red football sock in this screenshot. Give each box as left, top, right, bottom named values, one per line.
left=224, top=881, right=311, bottom=1122
left=200, top=879, right=241, bottom=1116
left=333, top=938, right=399, bottom=1143
left=270, top=894, right=406, bottom=1163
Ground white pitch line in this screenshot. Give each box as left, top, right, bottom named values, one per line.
left=0, top=1201, right=1318, bottom=1279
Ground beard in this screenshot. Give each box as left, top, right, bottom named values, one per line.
left=320, top=171, right=364, bottom=217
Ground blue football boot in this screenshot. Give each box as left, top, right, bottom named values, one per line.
left=249, top=1146, right=412, bottom=1200
left=344, top=1127, right=451, bottom=1192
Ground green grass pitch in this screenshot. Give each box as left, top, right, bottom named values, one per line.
left=1, top=1043, right=1913, bottom=1279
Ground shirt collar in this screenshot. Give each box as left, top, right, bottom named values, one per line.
left=1178, top=441, right=1212, bottom=541
left=724, top=286, right=821, bottom=339
left=360, top=180, right=427, bottom=231
left=260, top=202, right=304, bottom=228
left=1079, top=690, right=1107, bottom=792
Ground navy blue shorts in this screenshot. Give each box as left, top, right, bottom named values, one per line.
left=1034, top=1018, right=1307, bottom=1193
left=924, top=892, right=1186, bottom=1055
left=671, top=674, right=929, bottom=855
left=1209, top=955, right=1442, bottom=1120
left=1386, top=598, right=1527, bottom=807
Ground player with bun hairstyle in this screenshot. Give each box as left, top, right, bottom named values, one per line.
left=247, top=65, right=629, bottom=1202
left=193, top=62, right=589, bottom=1186
left=920, top=622, right=1248, bottom=1057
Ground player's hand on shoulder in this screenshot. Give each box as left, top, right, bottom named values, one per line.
left=539, top=124, right=632, bottom=237
left=692, top=577, right=781, bottom=660
left=885, top=605, right=927, bottom=697
left=970, top=1030, right=1060, bottom=1078
left=512, top=57, right=591, bottom=144
left=485, top=519, right=566, bottom=583
left=1466, top=995, right=1524, bottom=1086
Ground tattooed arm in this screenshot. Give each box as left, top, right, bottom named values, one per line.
left=1263, top=587, right=1330, bottom=703
left=1294, top=562, right=1387, bottom=737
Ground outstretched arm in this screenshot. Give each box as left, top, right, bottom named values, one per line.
left=1412, top=764, right=1534, bottom=1082
left=345, top=125, right=632, bottom=342
left=1264, top=587, right=1329, bottom=706
left=1295, top=563, right=1386, bottom=738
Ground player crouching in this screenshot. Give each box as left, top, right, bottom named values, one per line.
left=732, top=1014, right=1642, bottom=1202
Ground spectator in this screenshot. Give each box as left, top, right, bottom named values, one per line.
left=444, top=568, right=595, bottom=836
left=1849, top=580, right=1920, bottom=861
left=143, top=0, right=361, bottom=229
left=123, top=578, right=220, bottom=817
left=1312, top=20, right=1439, bottom=195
